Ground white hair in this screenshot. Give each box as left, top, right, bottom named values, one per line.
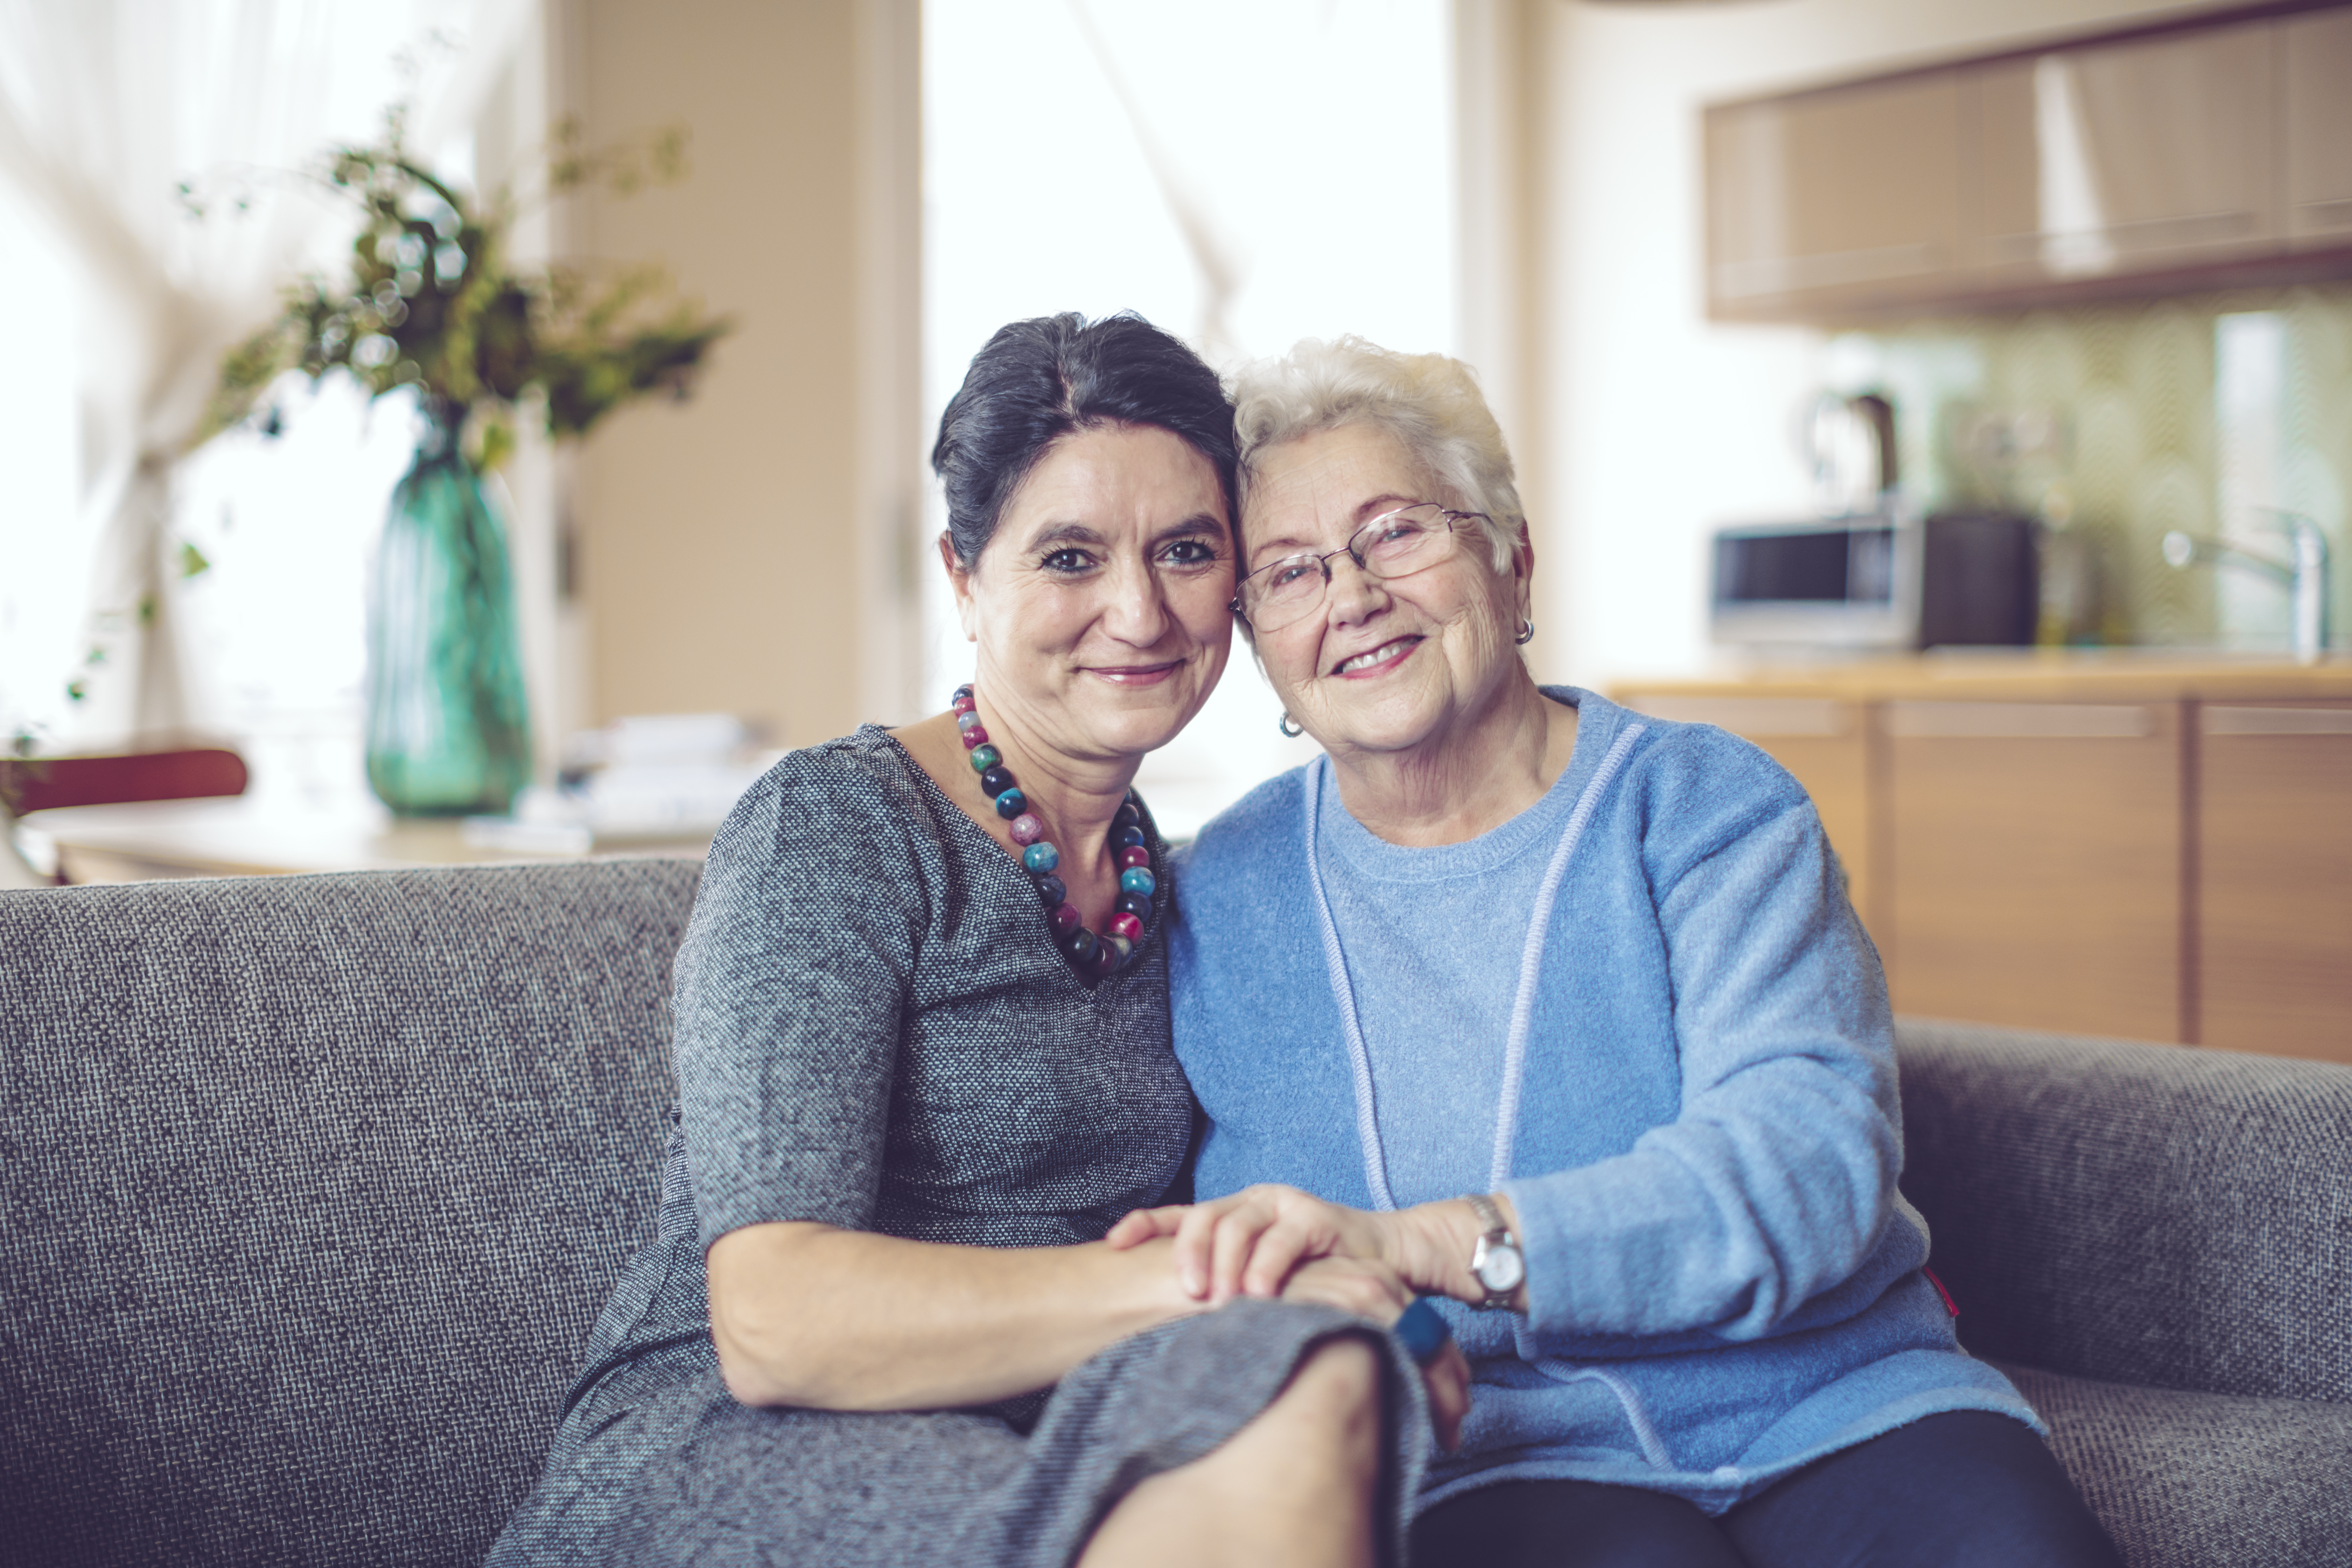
left=1229, top=336, right=1525, bottom=570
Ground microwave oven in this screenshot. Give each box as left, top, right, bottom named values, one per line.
left=1710, top=510, right=2039, bottom=651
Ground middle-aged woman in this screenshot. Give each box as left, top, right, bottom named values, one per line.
left=1116, top=336, right=2123, bottom=1567
left=485, top=314, right=1460, bottom=1568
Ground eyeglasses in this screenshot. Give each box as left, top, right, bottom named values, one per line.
left=1231, top=502, right=1488, bottom=632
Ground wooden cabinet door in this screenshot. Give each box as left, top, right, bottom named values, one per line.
left=1706, top=71, right=1962, bottom=320
left=2198, top=702, right=2352, bottom=1063
left=1883, top=700, right=2181, bottom=1042
left=1617, top=695, right=1875, bottom=924
left=1963, top=20, right=2277, bottom=285
left=2284, top=9, right=2352, bottom=248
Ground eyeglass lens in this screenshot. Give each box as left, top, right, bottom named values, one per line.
left=1244, top=504, right=1456, bottom=630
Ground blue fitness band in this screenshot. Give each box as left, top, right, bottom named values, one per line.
left=1392, top=1296, right=1452, bottom=1367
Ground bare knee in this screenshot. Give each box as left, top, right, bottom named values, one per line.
left=1272, top=1334, right=1384, bottom=1476
left=1078, top=1333, right=1388, bottom=1568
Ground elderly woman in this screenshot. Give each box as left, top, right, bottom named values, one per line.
left=1115, top=338, right=2121, bottom=1567
left=485, top=315, right=1460, bottom=1568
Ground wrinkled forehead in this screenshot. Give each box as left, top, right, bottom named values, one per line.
left=1239, top=424, right=1447, bottom=561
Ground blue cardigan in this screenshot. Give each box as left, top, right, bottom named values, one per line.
left=1169, top=688, right=2037, bottom=1513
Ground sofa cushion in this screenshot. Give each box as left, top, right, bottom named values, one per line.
left=1998, top=1362, right=2352, bottom=1568
left=0, top=861, right=699, bottom=1568
left=1897, top=1017, right=2352, bottom=1403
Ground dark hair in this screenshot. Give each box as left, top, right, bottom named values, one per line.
left=930, top=312, right=1238, bottom=565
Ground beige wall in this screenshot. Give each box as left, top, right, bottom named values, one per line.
left=555, top=0, right=920, bottom=747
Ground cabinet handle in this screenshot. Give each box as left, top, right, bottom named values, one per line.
left=1620, top=696, right=1848, bottom=737
left=1885, top=701, right=2151, bottom=738
left=2204, top=706, right=2352, bottom=736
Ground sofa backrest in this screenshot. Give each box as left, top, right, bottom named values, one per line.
left=1897, top=1016, right=2352, bottom=1405
left=0, top=860, right=700, bottom=1568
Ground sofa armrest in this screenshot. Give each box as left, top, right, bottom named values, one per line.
left=1895, top=1016, right=2352, bottom=1404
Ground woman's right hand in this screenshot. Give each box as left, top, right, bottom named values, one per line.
left=1279, top=1255, right=1470, bottom=1454
left=1109, top=1186, right=1522, bottom=1314
left=1108, top=1183, right=1400, bottom=1304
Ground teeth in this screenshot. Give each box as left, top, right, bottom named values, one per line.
left=1336, top=639, right=1415, bottom=674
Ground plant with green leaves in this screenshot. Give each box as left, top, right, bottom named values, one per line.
left=209, top=108, right=730, bottom=465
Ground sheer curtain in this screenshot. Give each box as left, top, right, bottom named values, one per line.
left=0, top=0, right=523, bottom=752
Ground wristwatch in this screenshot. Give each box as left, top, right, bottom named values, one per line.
left=1462, top=1192, right=1525, bottom=1311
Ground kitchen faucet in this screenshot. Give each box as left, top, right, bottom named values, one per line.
left=2162, top=510, right=2332, bottom=666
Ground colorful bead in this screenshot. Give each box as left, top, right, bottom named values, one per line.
left=952, top=683, right=1154, bottom=982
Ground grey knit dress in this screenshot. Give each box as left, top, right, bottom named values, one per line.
left=486, top=727, right=1428, bottom=1567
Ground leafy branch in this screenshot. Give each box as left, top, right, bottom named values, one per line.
left=204, top=107, right=732, bottom=464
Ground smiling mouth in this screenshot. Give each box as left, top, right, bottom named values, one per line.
left=1087, top=659, right=1185, bottom=685
left=1331, top=637, right=1422, bottom=676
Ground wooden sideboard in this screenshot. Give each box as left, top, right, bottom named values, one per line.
left=1615, top=657, right=2352, bottom=1063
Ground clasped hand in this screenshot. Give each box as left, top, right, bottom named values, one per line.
left=1107, top=1185, right=1470, bottom=1451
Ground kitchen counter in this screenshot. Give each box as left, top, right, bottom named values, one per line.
left=1613, top=651, right=2352, bottom=704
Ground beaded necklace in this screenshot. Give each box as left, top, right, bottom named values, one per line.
left=952, top=684, right=1156, bottom=977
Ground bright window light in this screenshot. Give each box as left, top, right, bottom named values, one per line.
left=0, top=180, right=84, bottom=752
left=923, top=0, right=1456, bottom=836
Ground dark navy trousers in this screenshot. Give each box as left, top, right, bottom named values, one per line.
left=1411, top=1412, right=2122, bottom=1568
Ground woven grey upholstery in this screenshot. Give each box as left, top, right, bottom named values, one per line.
left=1896, top=1016, right=2352, bottom=1402
left=1899, top=1017, right=2352, bottom=1568
left=3, top=886, right=2343, bottom=1568
left=1996, top=1363, right=2352, bottom=1568
left=0, top=861, right=699, bottom=1568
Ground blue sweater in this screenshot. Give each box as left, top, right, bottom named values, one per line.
left=1169, top=688, right=2037, bottom=1513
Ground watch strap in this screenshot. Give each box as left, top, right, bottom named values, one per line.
left=1463, top=1192, right=1509, bottom=1236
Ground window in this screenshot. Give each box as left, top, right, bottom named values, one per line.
left=923, top=0, right=1456, bottom=835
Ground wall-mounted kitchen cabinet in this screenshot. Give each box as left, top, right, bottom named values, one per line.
left=1706, top=74, right=1963, bottom=318
left=1616, top=664, right=2352, bottom=1065
left=2284, top=8, right=2352, bottom=246
left=1707, top=1, right=2352, bottom=322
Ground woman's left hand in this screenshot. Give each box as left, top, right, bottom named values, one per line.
left=1106, top=1184, right=1396, bottom=1304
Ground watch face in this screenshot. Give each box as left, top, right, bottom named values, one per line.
left=1477, top=1242, right=1526, bottom=1293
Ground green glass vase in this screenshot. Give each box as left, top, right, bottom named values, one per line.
left=364, top=407, right=532, bottom=816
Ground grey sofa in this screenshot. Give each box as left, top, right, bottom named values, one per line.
left=0, top=863, right=2344, bottom=1567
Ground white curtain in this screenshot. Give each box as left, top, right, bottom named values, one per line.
left=0, top=0, right=525, bottom=751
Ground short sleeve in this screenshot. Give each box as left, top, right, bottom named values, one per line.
left=670, top=748, right=927, bottom=1252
